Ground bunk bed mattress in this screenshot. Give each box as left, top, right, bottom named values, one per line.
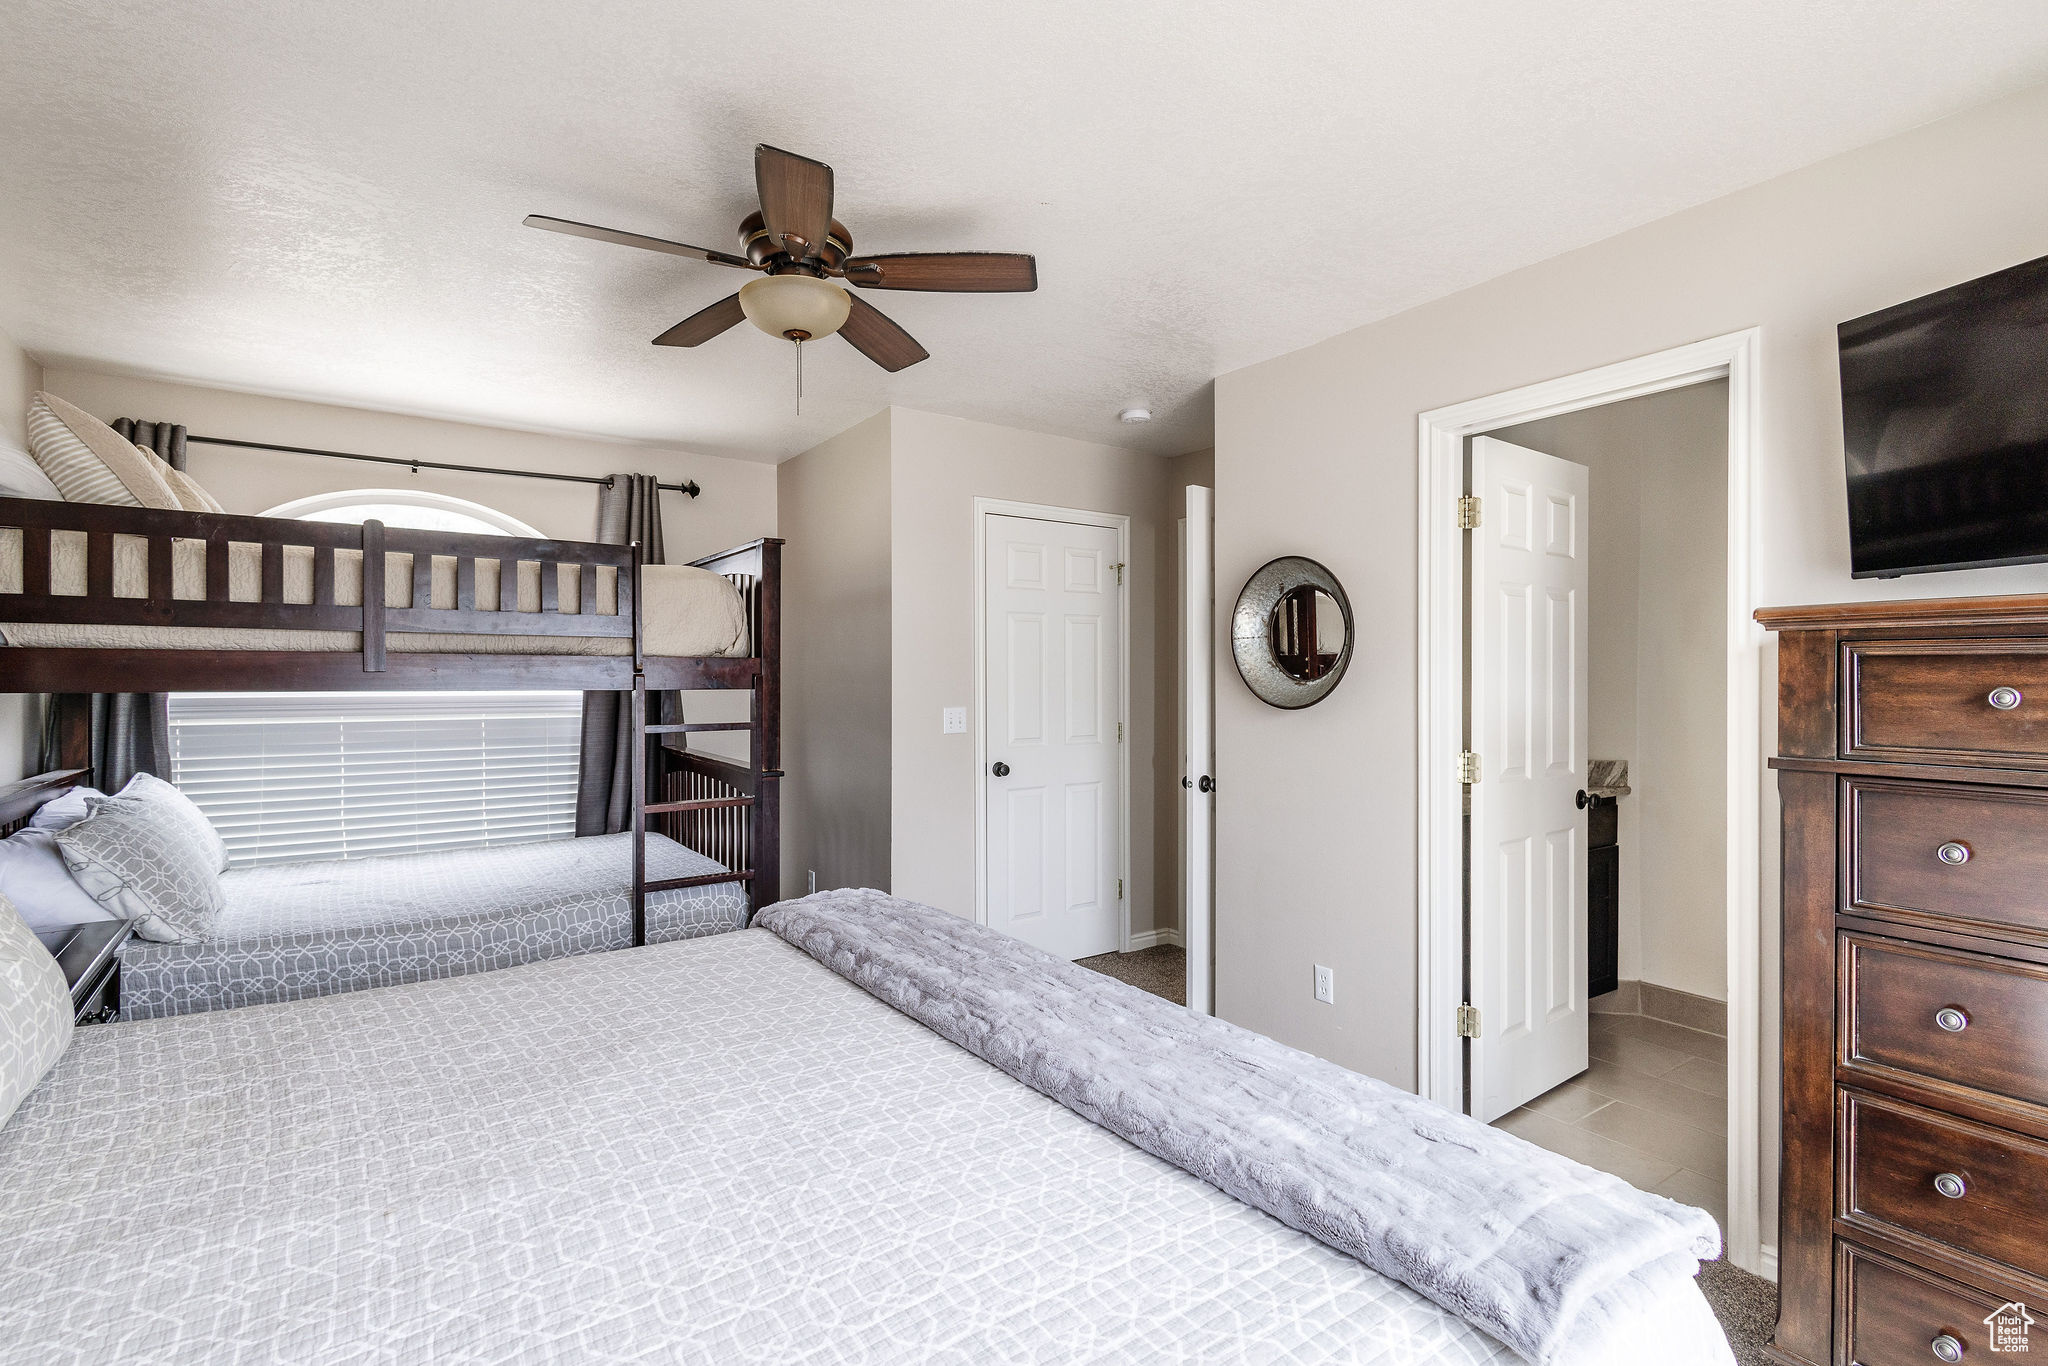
left=117, top=832, right=746, bottom=1020
left=0, top=930, right=1734, bottom=1366
left=0, top=531, right=749, bottom=656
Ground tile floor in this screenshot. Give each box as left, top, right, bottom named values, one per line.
left=1492, top=1012, right=1729, bottom=1231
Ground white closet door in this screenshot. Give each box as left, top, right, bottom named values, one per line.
left=984, top=514, right=1123, bottom=959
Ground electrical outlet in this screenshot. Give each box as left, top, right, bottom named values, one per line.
left=808, top=870, right=817, bottom=895
left=942, top=706, right=967, bottom=734
left=1313, top=964, right=1335, bottom=1005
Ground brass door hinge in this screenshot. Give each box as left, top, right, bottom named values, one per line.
left=1457, top=495, right=1482, bottom=530
left=1117, top=721, right=1124, bottom=742
left=1458, top=750, right=1480, bottom=785
left=1114, top=562, right=1125, bottom=586
left=1117, top=878, right=1124, bottom=900
left=1456, top=1003, right=1481, bottom=1039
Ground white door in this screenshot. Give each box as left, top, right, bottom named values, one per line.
left=1470, top=437, right=1591, bottom=1123
left=984, top=513, right=1123, bottom=959
left=1181, top=486, right=1215, bottom=1014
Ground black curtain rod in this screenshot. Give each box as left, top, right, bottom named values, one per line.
left=185, top=434, right=702, bottom=498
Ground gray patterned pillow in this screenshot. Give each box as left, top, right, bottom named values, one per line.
left=0, top=892, right=72, bottom=1128
left=109, top=773, right=229, bottom=873
left=55, top=796, right=225, bottom=943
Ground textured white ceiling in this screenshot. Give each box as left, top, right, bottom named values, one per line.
left=2, top=2, right=2046, bottom=462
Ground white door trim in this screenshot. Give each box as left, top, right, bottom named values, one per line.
left=973, top=498, right=1134, bottom=948
left=1414, top=328, right=1766, bottom=1273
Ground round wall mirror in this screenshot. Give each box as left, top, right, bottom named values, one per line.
left=1232, top=557, right=1354, bottom=708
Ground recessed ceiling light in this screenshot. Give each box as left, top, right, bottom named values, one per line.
left=1118, top=407, right=1152, bottom=424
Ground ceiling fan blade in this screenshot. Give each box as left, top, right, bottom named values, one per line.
left=839, top=294, right=929, bottom=372
left=754, top=145, right=834, bottom=261
left=841, top=252, right=1038, bottom=292
left=525, top=215, right=753, bottom=269
left=653, top=294, right=747, bottom=347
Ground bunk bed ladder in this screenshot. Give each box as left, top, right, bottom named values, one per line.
left=629, top=541, right=647, bottom=948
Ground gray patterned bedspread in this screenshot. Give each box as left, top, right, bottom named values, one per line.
left=118, top=832, right=744, bottom=1020
left=0, top=930, right=1733, bottom=1365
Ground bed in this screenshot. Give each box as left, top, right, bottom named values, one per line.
left=0, top=907, right=1735, bottom=1366
left=0, top=487, right=785, bottom=963
left=116, top=831, right=747, bottom=1020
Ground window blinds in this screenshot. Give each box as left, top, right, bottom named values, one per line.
left=167, top=692, right=582, bottom=866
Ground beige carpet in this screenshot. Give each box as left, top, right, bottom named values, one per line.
left=1076, top=943, right=1776, bottom=1359
left=1697, top=1257, right=1779, bottom=1365
left=1075, top=945, right=1185, bottom=1005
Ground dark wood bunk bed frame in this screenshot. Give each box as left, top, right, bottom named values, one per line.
left=0, top=496, right=782, bottom=966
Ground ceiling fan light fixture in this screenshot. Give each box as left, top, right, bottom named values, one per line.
left=739, top=273, right=851, bottom=342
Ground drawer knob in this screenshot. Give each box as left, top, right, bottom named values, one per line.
left=1989, top=686, right=2023, bottom=711
left=1935, top=1006, right=1970, bottom=1033
left=1936, top=842, right=1972, bottom=866
left=1932, top=1332, right=1966, bottom=1362
left=1933, top=1171, right=1968, bottom=1199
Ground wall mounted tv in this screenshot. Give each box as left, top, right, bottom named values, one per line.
left=1841, top=251, right=2048, bottom=578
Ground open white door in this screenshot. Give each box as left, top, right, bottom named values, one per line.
left=1469, top=437, right=1590, bottom=1123
left=1181, top=486, right=1215, bottom=1014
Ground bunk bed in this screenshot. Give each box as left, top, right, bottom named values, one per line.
left=0, top=494, right=782, bottom=1017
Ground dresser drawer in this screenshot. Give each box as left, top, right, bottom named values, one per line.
left=1840, top=1241, right=2040, bottom=1365
left=1842, top=934, right=2048, bottom=1121
left=1847, top=779, right=2048, bottom=943
left=1847, top=641, right=2048, bottom=767
left=1841, top=1090, right=2048, bottom=1283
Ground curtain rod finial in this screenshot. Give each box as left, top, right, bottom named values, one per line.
left=681, top=480, right=701, bottom=499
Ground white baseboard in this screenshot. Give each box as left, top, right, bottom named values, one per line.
left=1757, top=1243, right=1778, bottom=1282
left=1126, top=927, right=1184, bottom=950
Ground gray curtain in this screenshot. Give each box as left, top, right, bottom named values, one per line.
left=111, top=418, right=188, bottom=471
left=575, top=474, right=667, bottom=836
left=41, top=694, right=170, bottom=793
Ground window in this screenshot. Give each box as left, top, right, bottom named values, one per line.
left=168, top=692, right=583, bottom=865
left=259, top=488, right=544, bottom=537
left=167, top=491, right=581, bottom=866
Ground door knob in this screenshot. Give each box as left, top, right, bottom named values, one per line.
left=991, top=761, right=1010, bottom=777
left=1198, top=775, right=1214, bottom=793
left=1576, top=789, right=1590, bottom=809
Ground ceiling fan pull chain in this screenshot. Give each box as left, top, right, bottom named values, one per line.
left=795, top=338, right=804, bottom=415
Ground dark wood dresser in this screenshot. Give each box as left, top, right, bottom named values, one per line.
left=1762, top=596, right=2048, bottom=1366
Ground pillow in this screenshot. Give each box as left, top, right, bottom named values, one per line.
left=0, top=829, right=117, bottom=931
left=0, top=892, right=72, bottom=1129
left=26, top=785, right=106, bottom=832
left=24, top=392, right=180, bottom=509
left=144, top=448, right=227, bottom=515
left=0, top=439, right=63, bottom=501
left=108, top=772, right=229, bottom=873
left=56, top=795, right=224, bottom=944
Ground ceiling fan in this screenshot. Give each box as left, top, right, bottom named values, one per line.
left=526, top=145, right=1038, bottom=374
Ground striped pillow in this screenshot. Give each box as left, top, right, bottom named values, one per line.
left=24, top=392, right=180, bottom=509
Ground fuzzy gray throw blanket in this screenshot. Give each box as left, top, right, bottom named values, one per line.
left=759, top=889, right=1722, bottom=1365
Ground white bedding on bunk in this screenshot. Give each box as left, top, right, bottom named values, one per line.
left=0, top=929, right=1734, bottom=1365
left=0, top=529, right=748, bottom=656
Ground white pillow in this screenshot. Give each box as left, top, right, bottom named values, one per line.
left=26, top=785, right=106, bottom=832
left=0, top=829, right=116, bottom=931
left=108, top=773, right=229, bottom=873
left=144, top=448, right=227, bottom=515
left=56, top=795, right=224, bottom=944
left=0, top=439, right=63, bottom=501
left=0, top=891, right=72, bottom=1130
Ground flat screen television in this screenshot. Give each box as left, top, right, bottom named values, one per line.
left=1840, top=251, right=2048, bottom=577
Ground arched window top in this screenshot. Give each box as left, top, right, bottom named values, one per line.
left=261, top=488, right=543, bottom=537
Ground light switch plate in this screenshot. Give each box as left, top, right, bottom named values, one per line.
left=942, top=706, right=967, bottom=734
